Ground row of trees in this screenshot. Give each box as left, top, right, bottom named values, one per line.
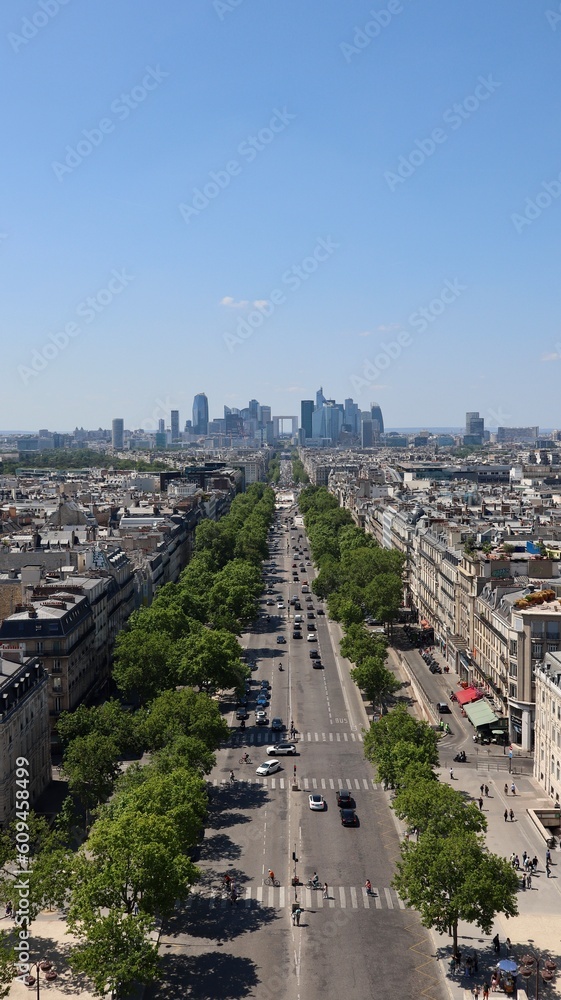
left=299, top=486, right=404, bottom=711
left=364, top=706, right=519, bottom=955
left=291, top=456, right=309, bottom=484
left=0, top=484, right=276, bottom=996
left=1, top=449, right=173, bottom=474
left=113, top=484, right=275, bottom=703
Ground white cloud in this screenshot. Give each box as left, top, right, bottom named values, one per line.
left=541, top=351, right=561, bottom=362
left=358, top=323, right=401, bottom=338
left=220, top=296, right=249, bottom=309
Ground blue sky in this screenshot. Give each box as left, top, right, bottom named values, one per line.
left=2, top=0, right=561, bottom=432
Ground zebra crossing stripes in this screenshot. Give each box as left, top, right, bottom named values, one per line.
left=213, top=775, right=379, bottom=790
left=201, top=886, right=404, bottom=911
left=226, top=731, right=364, bottom=747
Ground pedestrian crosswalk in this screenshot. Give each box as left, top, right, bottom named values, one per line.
left=189, top=885, right=405, bottom=911
left=212, top=775, right=379, bottom=790
left=226, top=731, right=364, bottom=746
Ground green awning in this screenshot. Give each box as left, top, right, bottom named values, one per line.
left=464, top=700, right=499, bottom=729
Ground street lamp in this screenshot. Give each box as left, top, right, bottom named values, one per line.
left=519, top=949, right=557, bottom=1000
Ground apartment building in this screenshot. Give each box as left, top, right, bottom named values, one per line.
left=0, top=650, right=50, bottom=827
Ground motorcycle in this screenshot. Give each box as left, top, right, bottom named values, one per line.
left=453, top=751, right=467, bottom=763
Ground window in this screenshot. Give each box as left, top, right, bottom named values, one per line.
left=509, top=638, right=518, bottom=656
left=533, top=644, right=543, bottom=659
left=52, top=678, right=62, bottom=693
left=547, top=622, right=559, bottom=641
left=509, top=683, right=517, bottom=697
left=509, top=662, right=518, bottom=677
left=547, top=644, right=559, bottom=653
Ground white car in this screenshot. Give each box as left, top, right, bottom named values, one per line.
left=306, top=633, right=317, bottom=642
left=308, top=794, right=326, bottom=811
left=267, top=743, right=296, bottom=756
left=277, top=602, right=285, bottom=609
left=256, top=759, right=281, bottom=776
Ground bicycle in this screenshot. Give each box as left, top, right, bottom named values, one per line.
left=305, top=878, right=321, bottom=890
left=264, top=876, right=280, bottom=887
left=238, top=756, right=252, bottom=764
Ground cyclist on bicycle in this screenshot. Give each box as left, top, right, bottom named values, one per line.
left=242, top=753, right=250, bottom=763
left=365, top=879, right=372, bottom=894
left=268, top=869, right=275, bottom=883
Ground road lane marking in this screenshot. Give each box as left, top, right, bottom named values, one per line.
left=350, top=887, right=358, bottom=908
left=346, top=778, right=352, bottom=789
left=354, top=779, right=360, bottom=789
left=329, top=778, right=334, bottom=788
left=384, top=888, right=393, bottom=909
left=373, top=888, right=382, bottom=908
left=339, top=887, right=346, bottom=907
left=321, top=778, right=326, bottom=789
left=362, top=888, right=370, bottom=908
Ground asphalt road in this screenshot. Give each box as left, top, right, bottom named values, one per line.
left=148, top=494, right=449, bottom=1000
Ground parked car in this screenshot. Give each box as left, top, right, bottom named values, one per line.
left=276, top=635, right=286, bottom=644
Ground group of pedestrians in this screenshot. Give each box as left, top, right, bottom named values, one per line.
left=503, top=808, right=515, bottom=822
left=223, top=873, right=239, bottom=905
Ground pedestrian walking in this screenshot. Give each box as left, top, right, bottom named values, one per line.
left=4, top=901, right=12, bottom=918
left=522, top=850, right=527, bottom=864
left=511, top=782, right=516, bottom=795
left=230, top=889, right=238, bottom=905
left=514, top=854, right=520, bottom=869
left=546, top=862, right=551, bottom=878
left=521, top=874, right=526, bottom=890
left=504, top=783, right=508, bottom=795
left=323, top=882, right=328, bottom=899
left=483, top=981, right=490, bottom=1000
left=295, top=906, right=301, bottom=925
left=473, top=985, right=480, bottom=1000
left=133, top=901, right=139, bottom=916
left=509, top=809, right=514, bottom=822
left=546, top=848, right=552, bottom=865
left=532, top=855, right=538, bottom=870
left=473, top=951, right=479, bottom=973
left=504, top=809, right=508, bottom=822
left=450, top=767, right=454, bottom=780
left=484, top=784, right=489, bottom=797
left=506, top=938, right=511, bottom=955
left=480, top=784, right=484, bottom=796
left=478, top=797, right=483, bottom=810
left=527, top=874, right=532, bottom=889
left=492, top=933, right=500, bottom=955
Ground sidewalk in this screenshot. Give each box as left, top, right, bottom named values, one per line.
left=428, top=766, right=561, bottom=1000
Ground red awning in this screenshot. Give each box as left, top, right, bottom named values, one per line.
left=455, top=686, right=483, bottom=706
left=420, top=619, right=430, bottom=628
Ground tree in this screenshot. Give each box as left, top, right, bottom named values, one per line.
left=69, top=810, right=198, bottom=921
left=68, top=909, right=159, bottom=999
left=177, top=628, right=246, bottom=691
left=111, top=765, right=207, bottom=855
left=393, top=779, right=487, bottom=839
left=62, top=733, right=121, bottom=818
left=139, top=689, right=228, bottom=752
left=57, top=700, right=142, bottom=756
left=340, top=624, right=387, bottom=665
left=151, top=734, right=216, bottom=776
left=207, top=560, right=262, bottom=631
left=393, top=831, right=518, bottom=954
left=350, top=655, right=400, bottom=710
left=364, top=572, right=403, bottom=625
left=0, top=933, right=17, bottom=999
left=326, top=593, right=364, bottom=627
left=112, top=630, right=176, bottom=702
left=363, top=705, right=439, bottom=783
left=194, top=520, right=235, bottom=569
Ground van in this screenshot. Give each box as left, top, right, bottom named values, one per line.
left=437, top=702, right=451, bottom=714
left=294, top=614, right=303, bottom=624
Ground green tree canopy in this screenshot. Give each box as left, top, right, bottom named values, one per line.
left=177, top=628, right=246, bottom=691
left=112, top=630, right=176, bottom=702
left=393, top=831, right=518, bottom=954
left=393, top=779, right=487, bottom=839
left=68, top=909, right=159, bottom=999
left=350, top=655, right=400, bottom=710
left=140, top=689, right=228, bottom=752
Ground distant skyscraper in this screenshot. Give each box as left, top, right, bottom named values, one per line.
left=193, top=393, right=209, bottom=435
left=248, top=398, right=259, bottom=420
left=111, top=418, right=124, bottom=450
left=316, top=386, right=326, bottom=408
left=465, top=411, right=484, bottom=445
left=259, top=405, right=271, bottom=426
left=158, top=418, right=165, bottom=434
left=370, top=402, right=384, bottom=435
left=170, top=410, right=180, bottom=442
left=301, top=400, right=314, bottom=439
left=361, top=414, right=373, bottom=448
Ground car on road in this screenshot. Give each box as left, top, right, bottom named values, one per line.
left=312, top=659, right=323, bottom=668
left=256, top=695, right=269, bottom=708
left=437, top=702, right=451, bottom=714
left=309, top=794, right=326, bottom=811
left=255, top=712, right=268, bottom=726
left=429, top=663, right=442, bottom=674
left=277, top=602, right=285, bottom=610
left=339, top=808, right=358, bottom=826
left=236, top=708, right=249, bottom=720
left=271, top=717, right=284, bottom=731
left=293, top=630, right=302, bottom=639
left=276, top=635, right=286, bottom=644
left=309, top=650, right=319, bottom=659
left=307, top=623, right=316, bottom=631
left=317, top=608, right=325, bottom=615
left=266, top=599, right=274, bottom=606
left=256, top=759, right=281, bottom=776
left=307, top=612, right=315, bottom=619
left=336, top=789, right=354, bottom=808
left=267, top=742, right=296, bottom=756
left=307, top=633, right=317, bottom=642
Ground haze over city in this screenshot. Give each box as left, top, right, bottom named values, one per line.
left=2, top=1, right=560, bottom=429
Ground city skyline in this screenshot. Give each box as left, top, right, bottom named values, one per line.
left=2, top=3, right=560, bottom=430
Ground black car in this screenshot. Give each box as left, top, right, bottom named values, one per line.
left=309, top=650, right=319, bottom=659
left=429, top=663, right=442, bottom=674
left=312, top=659, right=323, bottom=669
left=336, top=789, right=354, bottom=808
left=293, top=630, right=302, bottom=639
left=339, top=808, right=358, bottom=827
left=236, top=709, right=249, bottom=721
left=317, top=608, right=325, bottom=615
